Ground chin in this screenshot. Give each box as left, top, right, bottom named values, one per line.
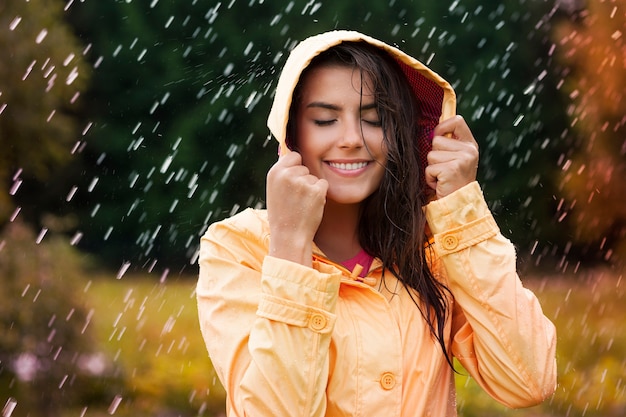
left=327, top=190, right=374, bottom=206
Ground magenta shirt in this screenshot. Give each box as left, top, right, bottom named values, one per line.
left=340, top=249, right=374, bottom=278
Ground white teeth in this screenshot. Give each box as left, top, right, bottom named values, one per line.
left=329, top=162, right=368, bottom=171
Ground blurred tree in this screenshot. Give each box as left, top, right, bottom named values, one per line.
left=389, top=1, right=574, bottom=269
left=65, top=0, right=448, bottom=269
left=64, top=0, right=573, bottom=271
left=552, top=0, right=626, bottom=267
left=0, top=0, right=89, bottom=228
left=0, top=222, right=122, bottom=417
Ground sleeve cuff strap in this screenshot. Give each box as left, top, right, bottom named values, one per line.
left=425, top=181, right=491, bottom=234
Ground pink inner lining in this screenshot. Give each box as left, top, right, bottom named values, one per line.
left=341, top=249, right=374, bottom=278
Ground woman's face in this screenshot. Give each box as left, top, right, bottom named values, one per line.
left=295, top=65, right=387, bottom=206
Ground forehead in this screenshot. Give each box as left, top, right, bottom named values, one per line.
left=298, top=64, right=375, bottom=103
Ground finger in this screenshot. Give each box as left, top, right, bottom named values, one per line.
left=315, top=178, right=329, bottom=194
left=277, top=150, right=302, bottom=166
left=424, top=165, right=440, bottom=191
left=299, top=173, right=322, bottom=186
left=431, top=137, right=479, bottom=157
left=427, top=149, right=453, bottom=166
left=433, top=115, right=476, bottom=146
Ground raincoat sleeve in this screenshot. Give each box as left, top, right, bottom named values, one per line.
left=424, top=181, right=557, bottom=408
left=196, top=209, right=342, bottom=417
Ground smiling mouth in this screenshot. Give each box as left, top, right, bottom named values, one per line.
left=327, top=161, right=369, bottom=171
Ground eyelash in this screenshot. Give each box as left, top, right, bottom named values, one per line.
left=314, top=119, right=335, bottom=126
left=313, top=119, right=381, bottom=127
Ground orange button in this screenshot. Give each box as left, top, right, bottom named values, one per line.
left=380, top=372, right=396, bottom=390
left=441, top=234, right=459, bottom=251
left=309, top=314, right=327, bottom=331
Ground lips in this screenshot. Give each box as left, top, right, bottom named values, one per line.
left=327, top=161, right=369, bottom=171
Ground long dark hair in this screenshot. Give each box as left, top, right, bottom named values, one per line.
left=287, top=41, right=453, bottom=366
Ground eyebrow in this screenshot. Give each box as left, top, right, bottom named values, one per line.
left=306, top=101, right=377, bottom=111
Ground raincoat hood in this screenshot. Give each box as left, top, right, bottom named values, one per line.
left=267, top=30, right=457, bottom=158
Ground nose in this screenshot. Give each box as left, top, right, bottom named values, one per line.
left=338, top=118, right=364, bottom=148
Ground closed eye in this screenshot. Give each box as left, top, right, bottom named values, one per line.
left=314, top=119, right=336, bottom=126
left=363, top=119, right=382, bottom=127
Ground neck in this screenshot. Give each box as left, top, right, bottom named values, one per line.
left=314, top=200, right=361, bottom=263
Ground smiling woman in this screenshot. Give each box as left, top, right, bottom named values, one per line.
left=295, top=65, right=387, bottom=209
left=197, top=30, right=557, bottom=417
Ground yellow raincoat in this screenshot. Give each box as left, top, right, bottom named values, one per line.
left=197, top=30, right=557, bottom=416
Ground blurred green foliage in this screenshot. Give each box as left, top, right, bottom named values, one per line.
left=0, top=221, right=123, bottom=417
left=59, top=0, right=575, bottom=270
left=0, top=0, right=89, bottom=226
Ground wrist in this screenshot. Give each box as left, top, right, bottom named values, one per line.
left=269, top=235, right=313, bottom=267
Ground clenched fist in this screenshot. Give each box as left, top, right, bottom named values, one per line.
left=266, top=151, right=329, bottom=266
left=425, top=115, right=479, bottom=199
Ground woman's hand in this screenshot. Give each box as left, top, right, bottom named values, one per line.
left=425, top=115, right=479, bottom=199
left=266, top=151, right=328, bottom=266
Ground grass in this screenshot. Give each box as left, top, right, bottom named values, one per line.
left=79, top=272, right=226, bottom=416
left=76, top=267, right=625, bottom=416
left=456, top=268, right=626, bottom=417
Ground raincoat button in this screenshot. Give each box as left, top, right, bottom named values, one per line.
left=309, top=314, right=327, bottom=331
left=380, top=372, right=396, bottom=390
left=441, top=234, right=459, bottom=251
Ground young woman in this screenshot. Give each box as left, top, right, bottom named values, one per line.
left=197, top=30, right=556, bottom=416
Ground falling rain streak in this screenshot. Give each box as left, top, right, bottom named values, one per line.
left=1, top=0, right=624, bottom=415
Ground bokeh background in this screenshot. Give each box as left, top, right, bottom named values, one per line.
left=1, top=0, right=624, bottom=416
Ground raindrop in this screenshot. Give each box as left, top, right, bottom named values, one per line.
left=63, top=53, right=75, bottom=67
left=35, top=228, right=48, bottom=244
left=160, top=155, right=174, bottom=173
left=160, top=268, right=169, bottom=283
left=87, top=176, right=99, bottom=192
left=9, top=179, right=22, bottom=196
left=223, top=62, right=234, bottom=76
left=2, top=398, right=17, bottom=417
left=81, top=309, right=94, bottom=334
left=21, top=284, right=30, bottom=298
left=137, top=48, right=147, bottom=61
left=22, top=60, right=36, bottom=81
left=66, top=186, right=78, bottom=202
left=117, top=262, right=131, bottom=279
left=9, top=16, right=22, bottom=31
left=35, top=29, right=48, bottom=44
left=9, top=207, right=21, bottom=222
left=47, top=328, right=57, bottom=343
left=70, top=232, right=83, bottom=246
left=64, top=0, right=75, bottom=12
left=107, top=395, right=123, bottom=415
